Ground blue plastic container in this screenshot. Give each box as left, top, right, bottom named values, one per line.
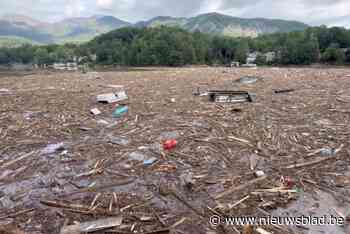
left=113, top=105, right=129, bottom=118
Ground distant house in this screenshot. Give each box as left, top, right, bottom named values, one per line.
left=230, top=61, right=240, bottom=67
left=247, top=52, right=259, bottom=64
left=53, top=62, right=78, bottom=71
left=265, top=51, right=276, bottom=63
left=241, top=63, right=257, bottom=68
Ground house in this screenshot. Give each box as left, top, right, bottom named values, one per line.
left=247, top=52, right=259, bottom=64
left=265, top=51, right=276, bottom=63
left=53, top=63, right=78, bottom=71
left=230, top=61, right=240, bottom=67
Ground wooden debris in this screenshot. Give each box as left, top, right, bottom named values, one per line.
left=243, top=225, right=253, bottom=234
left=228, top=195, right=250, bottom=209
left=60, top=216, right=123, bottom=234
left=0, top=151, right=36, bottom=170
left=215, top=176, right=267, bottom=199
left=256, top=228, right=272, bottom=234
left=40, top=200, right=119, bottom=216
left=227, top=136, right=253, bottom=146
left=284, top=156, right=337, bottom=169
left=0, top=208, right=35, bottom=220
left=274, top=89, right=295, bottom=94
left=170, top=217, right=187, bottom=228
left=253, top=187, right=298, bottom=194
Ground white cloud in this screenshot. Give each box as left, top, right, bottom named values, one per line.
left=97, top=0, right=113, bottom=9
left=64, top=0, right=86, bottom=18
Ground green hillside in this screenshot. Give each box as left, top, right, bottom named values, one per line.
left=0, top=13, right=308, bottom=46
left=136, top=13, right=308, bottom=37
left=0, top=36, right=39, bottom=47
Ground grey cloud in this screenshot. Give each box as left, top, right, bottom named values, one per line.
left=0, top=0, right=348, bottom=27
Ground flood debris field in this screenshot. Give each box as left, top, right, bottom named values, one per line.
left=0, top=67, right=350, bottom=234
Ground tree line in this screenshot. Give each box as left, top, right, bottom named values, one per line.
left=250, top=26, right=350, bottom=65
left=0, top=25, right=349, bottom=66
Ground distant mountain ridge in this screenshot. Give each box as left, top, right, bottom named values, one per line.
left=0, top=12, right=308, bottom=46
left=137, top=13, right=308, bottom=37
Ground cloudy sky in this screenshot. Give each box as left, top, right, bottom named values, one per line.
left=0, top=0, right=349, bottom=27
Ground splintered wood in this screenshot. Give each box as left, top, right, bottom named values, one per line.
left=0, top=67, right=349, bottom=234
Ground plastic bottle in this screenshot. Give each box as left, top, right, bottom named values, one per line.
left=113, top=105, right=128, bottom=118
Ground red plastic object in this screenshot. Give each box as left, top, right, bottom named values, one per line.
left=163, top=140, right=177, bottom=150
left=281, top=176, right=295, bottom=188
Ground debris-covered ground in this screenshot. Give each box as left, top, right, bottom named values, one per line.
left=0, top=67, right=350, bottom=234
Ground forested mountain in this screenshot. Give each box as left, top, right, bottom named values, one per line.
left=0, top=13, right=307, bottom=46
left=1, top=25, right=349, bottom=66
left=136, top=13, right=308, bottom=37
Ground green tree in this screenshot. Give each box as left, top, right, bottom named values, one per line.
left=0, top=49, right=9, bottom=64
left=322, top=47, right=345, bottom=64
left=34, top=48, right=51, bottom=65
left=234, top=40, right=249, bottom=64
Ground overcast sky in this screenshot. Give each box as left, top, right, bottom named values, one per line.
left=1, top=0, right=349, bottom=27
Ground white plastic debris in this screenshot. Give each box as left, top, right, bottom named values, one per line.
left=255, top=170, right=265, bottom=178
left=0, top=88, right=10, bottom=93
left=97, top=119, right=109, bottom=125
left=97, top=91, right=128, bottom=104
left=97, top=93, right=118, bottom=103
left=90, top=108, right=101, bottom=115
left=41, top=143, right=65, bottom=155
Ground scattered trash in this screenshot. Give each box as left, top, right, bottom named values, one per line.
left=41, top=143, right=65, bottom=155
left=3, top=67, right=350, bottom=234
left=97, top=91, right=128, bottom=104
left=159, top=131, right=179, bottom=141
left=155, top=164, right=177, bottom=173
left=256, top=228, right=272, bottom=234
left=170, top=98, right=176, bottom=103
left=193, top=87, right=209, bottom=96
left=255, top=171, right=265, bottom=178
left=163, top=139, right=177, bottom=150
left=231, top=108, right=242, bottom=113
left=180, top=172, right=195, bottom=190
left=108, top=135, right=130, bottom=146
left=129, top=152, right=157, bottom=166
left=236, top=76, right=259, bottom=84
left=215, top=176, right=267, bottom=199
left=320, top=148, right=335, bottom=156
left=0, top=196, right=16, bottom=209
left=23, top=111, right=46, bottom=120
left=60, top=216, right=123, bottom=234
left=79, top=126, right=92, bottom=131
left=112, top=105, right=129, bottom=118
left=334, top=175, right=350, bottom=187
left=90, top=108, right=101, bottom=115
left=307, top=144, right=343, bottom=157
left=274, top=89, right=295, bottom=94
left=0, top=88, right=11, bottom=94
left=208, top=90, right=254, bottom=103
left=97, top=119, right=109, bottom=125
left=129, top=152, right=147, bottom=161
left=280, top=176, right=295, bottom=189
left=143, top=157, right=158, bottom=166
left=193, top=87, right=201, bottom=96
